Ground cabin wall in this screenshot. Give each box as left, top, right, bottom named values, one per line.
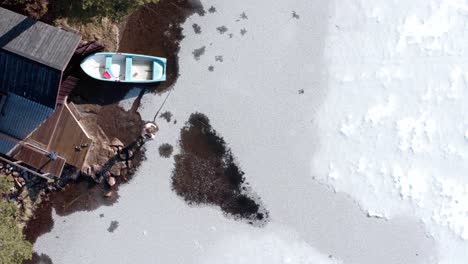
left=0, top=49, right=61, bottom=109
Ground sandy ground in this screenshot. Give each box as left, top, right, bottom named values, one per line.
left=33, top=0, right=439, bottom=263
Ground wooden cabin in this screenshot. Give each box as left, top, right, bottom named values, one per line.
left=0, top=7, right=90, bottom=180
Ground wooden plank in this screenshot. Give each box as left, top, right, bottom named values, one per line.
left=20, top=102, right=91, bottom=171
left=47, top=104, right=91, bottom=168
left=0, top=152, right=61, bottom=181
left=67, top=102, right=82, bottom=121
left=28, top=106, right=63, bottom=146
left=1, top=131, right=65, bottom=177
left=12, top=144, right=65, bottom=177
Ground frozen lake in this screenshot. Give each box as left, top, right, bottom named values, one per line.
left=34, top=0, right=467, bottom=263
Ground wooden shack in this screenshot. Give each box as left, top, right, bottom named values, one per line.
left=0, top=7, right=90, bottom=180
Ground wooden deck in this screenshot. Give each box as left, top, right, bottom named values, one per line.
left=9, top=143, right=66, bottom=178
left=28, top=103, right=92, bottom=170
left=1, top=133, right=65, bottom=178
left=1, top=102, right=91, bottom=178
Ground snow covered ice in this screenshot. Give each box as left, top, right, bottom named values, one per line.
left=33, top=0, right=468, bottom=263
left=313, top=0, right=468, bottom=262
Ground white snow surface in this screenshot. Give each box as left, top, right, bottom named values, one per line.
left=313, top=0, right=468, bottom=262
left=32, top=0, right=468, bottom=263
left=198, top=228, right=342, bottom=264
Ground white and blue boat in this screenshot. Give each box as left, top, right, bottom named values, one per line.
left=80, top=52, right=166, bottom=83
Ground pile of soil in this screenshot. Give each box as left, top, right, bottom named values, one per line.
left=172, top=113, right=268, bottom=224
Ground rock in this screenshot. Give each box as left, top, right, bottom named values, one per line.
left=119, top=150, right=133, bottom=160
left=109, top=164, right=122, bottom=176
left=104, top=190, right=113, bottom=198
left=92, top=164, right=101, bottom=173
left=107, top=176, right=116, bottom=187
left=110, top=138, right=124, bottom=148
left=12, top=171, right=19, bottom=177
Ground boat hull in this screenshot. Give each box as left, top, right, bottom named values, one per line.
left=80, top=52, right=167, bottom=83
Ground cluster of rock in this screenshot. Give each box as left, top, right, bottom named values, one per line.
left=0, top=162, right=27, bottom=189
left=81, top=137, right=140, bottom=198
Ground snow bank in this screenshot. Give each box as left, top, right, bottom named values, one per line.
left=313, top=0, right=468, bottom=262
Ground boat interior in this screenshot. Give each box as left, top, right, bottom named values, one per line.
left=82, top=53, right=164, bottom=82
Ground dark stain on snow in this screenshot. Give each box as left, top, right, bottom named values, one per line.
left=216, top=26, right=228, bottom=34
left=208, top=6, right=216, bottom=13
left=192, top=46, right=206, bottom=60
left=171, top=113, right=269, bottom=226
left=107, top=220, right=119, bottom=233
left=192, top=23, right=201, bottom=34
left=292, top=11, right=300, bottom=19
left=240, top=28, right=247, bottom=36
left=160, top=111, right=173, bottom=122
left=159, top=143, right=174, bottom=158
left=240, top=12, right=248, bottom=20
left=215, top=55, right=223, bottom=62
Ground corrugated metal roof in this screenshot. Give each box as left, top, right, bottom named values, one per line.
left=0, top=7, right=81, bottom=71
left=0, top=138, right=17, bottom=155
left=0, top=93, right=53, bottom=143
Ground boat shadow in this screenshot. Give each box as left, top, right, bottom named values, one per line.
left=68, top=73, right=165, bottom=106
